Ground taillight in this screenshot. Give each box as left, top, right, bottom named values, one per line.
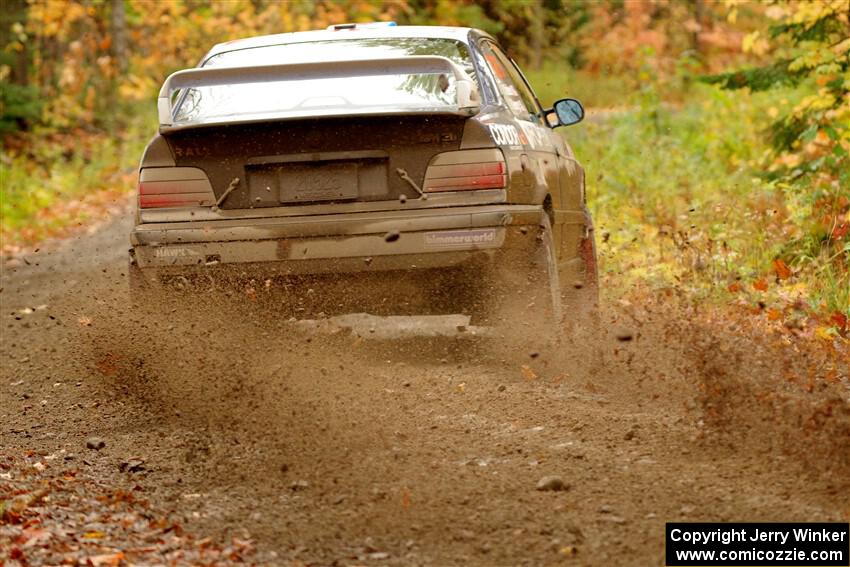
left=423, top=149, right=507, bottom=193
left=138, top=167, right=215, bottom=209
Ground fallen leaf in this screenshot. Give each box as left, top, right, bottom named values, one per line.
left=727, top=282, right=741, bottom=293
left=521, top=365, right=538, bottom=380
left=773, top=259, right=791, bottom=280
left=767, top=308, right=782, bottom=321
left=19, top=527, right=50, bottom=547
left=83, top=530, right=106, bottom=539
left=95, top=353, right=120, bottom=376
left=78, top=315, right=92, bottom=326
left=88, top=552, right=125, bottom=566
left=400, top=487, right=411, bottom=510
left=753, top=278, right=768, bottom=292
left=815, top=326, right=834, bottom=340
left=829, top=311, right=847, bottom=331
left=196, top=537, right=213, bottom=548
left=551, top=373, right=569, bottom=385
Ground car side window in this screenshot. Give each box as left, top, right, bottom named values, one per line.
left=480, top=42, right=540, bottom=123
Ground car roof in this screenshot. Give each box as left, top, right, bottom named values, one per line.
left=204, top=25, right=491, bottom=62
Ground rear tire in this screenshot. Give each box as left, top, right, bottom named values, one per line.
left=128, top=259, right=160, bottom=309
left=479, top=217, right=563, bottom=348
left=560, top=220, right=600, bottom=335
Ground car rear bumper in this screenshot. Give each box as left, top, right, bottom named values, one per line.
left=130, top=204, right=545, bottom=276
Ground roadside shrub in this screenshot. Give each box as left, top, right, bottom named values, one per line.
left=0, top=81, right=41, bottom=136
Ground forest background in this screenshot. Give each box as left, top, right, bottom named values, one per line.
left=1, top=0, right=848, bottom=335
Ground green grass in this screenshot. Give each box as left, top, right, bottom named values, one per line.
left=575, top=84, right=785, bottom=279
left=526, top=62, right=634, bottom=109
left=1, top=104, right=155, bottom=246
left=525, top=66, right=847, bottom=322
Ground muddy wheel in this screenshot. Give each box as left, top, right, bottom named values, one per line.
left=562, top=281, right=599, bottom=330
left=479, top=216, right=562, bottom=346
left=560, top=222, right=600, bottom=335
left=128, top=260, right=160, bottom=309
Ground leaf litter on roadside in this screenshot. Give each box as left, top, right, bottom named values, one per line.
left=0, top=452, right=261, bottom=566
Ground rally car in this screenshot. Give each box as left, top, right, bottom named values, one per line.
left=129, top=23, right=597, bottom=327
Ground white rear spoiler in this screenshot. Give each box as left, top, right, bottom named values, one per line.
left=157, top=55, right=480, bottom=128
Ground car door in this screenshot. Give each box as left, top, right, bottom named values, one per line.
left=502, top=53, right=589, bottom=287
left=477, top=41, right=566, bottom=255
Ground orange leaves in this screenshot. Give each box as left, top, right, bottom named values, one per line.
left=559, top=545, right=579, bottom=557
left=744, top=260, right=787, bottom=293
left=773, top=259, right=792, bottom=280
left=815, top=326, right=835, bottom=341
left=520, top=365, right=538, bottom=381
left=550, top=373, right=569, bottom=385
left=727, top=281, right=742, bottom=293
left=16, top=527, right=51, bottom=547
left=95, top=352, right=121, bottom=376
left=830, top=312, right=848, bottom=334
left=832, top=221, right=849, bottom=241
left=88, top=552, right=125, bottom=567
left=27, top=1, right=88, bottom=40
left=3, top=451, right=259, bottom=564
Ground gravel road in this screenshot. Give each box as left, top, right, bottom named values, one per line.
left=2, top=214, right=848, bottom=566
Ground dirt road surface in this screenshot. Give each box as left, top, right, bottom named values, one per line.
left=2, top=214, right=849, bottom=566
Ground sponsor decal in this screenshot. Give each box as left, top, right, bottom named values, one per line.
left=154, top=247, right=199, bottom=258
left=488, top=123, right=521, bottom=147
left=518, top=122, right=547, bottom=149
left=173, top=146, right=211, bottom=158
left=424, top=229, right=498, bottom=248
left=418, top=132, right=459, bottom=144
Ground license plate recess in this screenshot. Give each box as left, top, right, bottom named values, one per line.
left=279, top=162, right=358, bottom=203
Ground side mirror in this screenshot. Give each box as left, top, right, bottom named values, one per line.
left=548, top=98, right=585, bottom=127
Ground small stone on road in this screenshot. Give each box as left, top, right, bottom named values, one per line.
left=536, top=475, right=569, bottom=492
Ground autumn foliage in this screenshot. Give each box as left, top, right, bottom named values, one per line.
left=3, top=0, right=763, bottom=133
left=0, top=0, right=847, bottom=331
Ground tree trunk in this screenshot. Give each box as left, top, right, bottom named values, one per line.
left=691, top=0, right=704, bottom=55
left=528, top=0, right=545, bottom=71
left=111, top=0, right=127, bottom=73
left=1, top=0, right=29, bottom=86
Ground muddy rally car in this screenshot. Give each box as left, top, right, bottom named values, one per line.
left=129, top=23, right=597, bottom=327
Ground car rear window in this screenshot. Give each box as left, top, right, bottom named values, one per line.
left=173, top=38, right=477, bottom=124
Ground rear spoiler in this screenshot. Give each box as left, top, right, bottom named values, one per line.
left=157, top=56, right=480, bottom=129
